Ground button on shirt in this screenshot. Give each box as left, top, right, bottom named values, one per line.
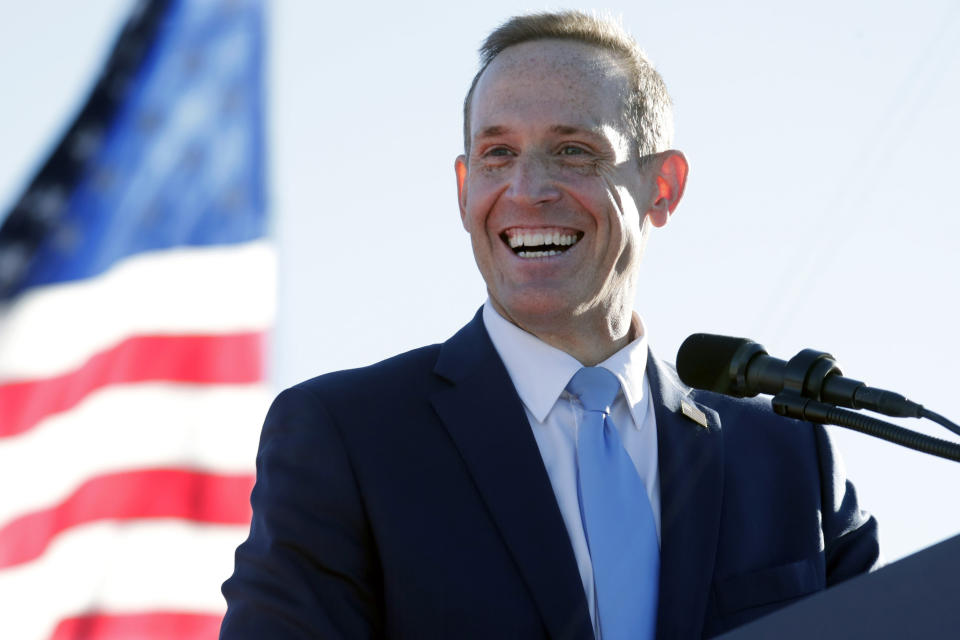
left=482, top=301, right=661, bottom=637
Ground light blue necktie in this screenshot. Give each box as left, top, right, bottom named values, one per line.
left=568, top=366, right=658, bottom=640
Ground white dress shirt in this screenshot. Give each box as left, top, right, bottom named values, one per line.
left=482, top=301, right=661, bottom=637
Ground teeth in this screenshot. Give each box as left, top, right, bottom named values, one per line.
left=505, top=229, right=580, bottom=250
left=517, top=250, right=562, bottom=258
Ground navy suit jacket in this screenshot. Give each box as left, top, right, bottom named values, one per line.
left=220, top=310, right=879, bottom=639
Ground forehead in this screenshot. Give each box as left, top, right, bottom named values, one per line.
left=470, top=39, right=631, bottom=133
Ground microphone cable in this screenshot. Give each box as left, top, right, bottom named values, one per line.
left=920, top=408, right=960, bottom=439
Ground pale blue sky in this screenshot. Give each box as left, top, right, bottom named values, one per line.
left=2, top=0, right=958, bottom=563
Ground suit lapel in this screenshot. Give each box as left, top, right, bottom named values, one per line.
left=648, top=353, right=724, bottom=639
left=431, top=311, right=594, bottom=640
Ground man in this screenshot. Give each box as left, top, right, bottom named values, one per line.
left=221, top=11, right=879, bottom=639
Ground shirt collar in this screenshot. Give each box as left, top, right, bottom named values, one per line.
left=482, top=300, right=650, bottom=426
left=598, top=315, right=651, bottom=428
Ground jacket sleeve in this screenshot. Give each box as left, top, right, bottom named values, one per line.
left=814, top=424, right=882, bottom=585
left=220, top=386, right=384, bottom=639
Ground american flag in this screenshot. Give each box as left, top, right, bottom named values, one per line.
left=0, top=1, right=270, bottom=638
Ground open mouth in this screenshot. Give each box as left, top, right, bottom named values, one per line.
left=501, top=227, right=583, bottom=258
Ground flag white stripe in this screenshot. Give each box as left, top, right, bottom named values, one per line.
left=0, top=520, right=244, bottom=640
left=0, top=241, right=275, bottom=380
left=0, top=382, right=268, bottom=525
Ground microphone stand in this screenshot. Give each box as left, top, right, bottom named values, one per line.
left=772, top=393, right=960, bottom=463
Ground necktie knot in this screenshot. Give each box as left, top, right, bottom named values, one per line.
left=567, top=366, right=620, bottom=414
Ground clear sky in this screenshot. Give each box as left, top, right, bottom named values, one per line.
left=2, top=0, right=958, bottom=563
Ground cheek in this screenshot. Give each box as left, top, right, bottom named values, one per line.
left=464, top=179, right=504, bottom=234
left=463, top=204, right=495, bottom=249
left=602, top=188, right=643, bottom=268
left=618, top=189, right=643, bottom=228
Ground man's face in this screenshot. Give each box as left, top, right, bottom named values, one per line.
left=456, top=39, right=670, bottom=336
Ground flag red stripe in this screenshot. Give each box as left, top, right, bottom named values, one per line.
left=0, top=469, right=254, bottom=569
left=0, top=332, right=265, bottom=438
left=50, top=612, right=222, bottom=640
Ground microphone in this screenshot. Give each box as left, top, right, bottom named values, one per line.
left=676, top=333, right=923, bottom=419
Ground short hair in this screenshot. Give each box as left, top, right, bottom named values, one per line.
left=462, top=11, right=674, bottom=164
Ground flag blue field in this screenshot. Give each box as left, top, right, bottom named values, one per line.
left=0, top=1, right=270, bottom=638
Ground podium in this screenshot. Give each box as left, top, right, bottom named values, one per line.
left=718, top=534, right=960, bottom=638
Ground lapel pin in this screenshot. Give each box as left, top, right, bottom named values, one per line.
left=680, top=399, right=709, bottom=429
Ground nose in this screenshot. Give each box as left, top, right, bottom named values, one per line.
left=505, top=153, right=561, bottom=207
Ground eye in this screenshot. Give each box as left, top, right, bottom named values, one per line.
left=483, top=146, right=514, bottom=158
left=559, top=145, right=589, bottom=156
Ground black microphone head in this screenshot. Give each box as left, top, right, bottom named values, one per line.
left=677, top=333, right=764, bottom=396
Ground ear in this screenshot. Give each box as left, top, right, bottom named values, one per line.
left=455, top=155, right=469, bottom=228
left=645, top=150, right=688, bottom=228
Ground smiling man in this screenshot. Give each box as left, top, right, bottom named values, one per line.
left=455, top=36, right=686, bottom=366
left=221, top=12, right=879, bottom=640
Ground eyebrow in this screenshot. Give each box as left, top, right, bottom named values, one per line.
left=473, top=124, right=603, bottom=140
left=550, top=125, right=589, bottom=135
left=474, top=125, right=511, bottom=140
